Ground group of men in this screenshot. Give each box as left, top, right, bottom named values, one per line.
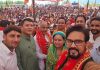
left=0, top=15, right=100, bottom=70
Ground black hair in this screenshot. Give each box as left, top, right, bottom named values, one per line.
left=66, top=25, right=89, bottom=42
left=90, top=17, right=100, bottom=24
left=57, top=17, right=66, bottom=24
left=0, top=20, right=10, bottom=27
left=19, top=17, right=34, bottom=26
left=75, top=15, right=86, bottom=22
left=3, top=25, right=21, bottom=35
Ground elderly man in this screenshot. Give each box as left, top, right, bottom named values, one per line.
left=34, top=20, right=52, bottom=70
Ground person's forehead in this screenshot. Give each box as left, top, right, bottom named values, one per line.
left=76, top=17, right=85, bottom=21
left=67, top=31, right=85, bottom=40
left=6, top=30, right=21, bottom=35
left=91, top=20, right=100, bottom=24
left=23, top=21, right=33, bottom=24
left=54, top=34, right=63, bottom=39
left=58, top=19, right=65, bottom=22
left=40, top=22, right=48, bottom=27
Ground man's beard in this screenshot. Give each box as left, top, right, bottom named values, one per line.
left=91, top=29, right=100, bottom=35
left=68, top=48, right=80, bottom=59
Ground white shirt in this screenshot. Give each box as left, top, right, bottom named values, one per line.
left=89, top=31, right=94, bottom=43
left=34, top=35, right=47, bottom=70
left=90, top=36, right=100, bottom=64
left=0, top=31, right=3, bottom=42
left=0, top=42, right=19, bottom=70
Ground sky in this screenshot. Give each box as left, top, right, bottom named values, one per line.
left=70, top=0, right=100, bottom=4
left=28, top=0, right=100, bottom=6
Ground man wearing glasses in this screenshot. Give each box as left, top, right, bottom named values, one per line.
left=55, top=25, right=100, bottom=70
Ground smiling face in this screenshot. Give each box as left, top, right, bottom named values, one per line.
left=53, top=34, right=65, bottom=48
left=39, top=21, right=49, bottom=35
left=75, top=17, right=86, bottom=27
left=66, top=31, right=86, bottom=59
left=57, top=19, right=66, bottom=30
left=21, top=21, right=34, bottom=36
left=3, top=30, right=21, bottom=51
left=90, top=20, right=100, bottom=35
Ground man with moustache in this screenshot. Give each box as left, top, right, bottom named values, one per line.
left=34, top=20, right=52, bottom=70
left=55, top=25, right=91, bottom=70
left=0, top=25, right=21, bottom=70
left=90, top=17, right=100, bottom=42
left=90, top=17, right=100, bottom=64
left=75, top=15, right=86, bottom=27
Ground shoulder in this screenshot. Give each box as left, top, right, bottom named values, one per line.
left=56, top=50, right=68, bottom=64
left=94, top=36, right=100, bottom=44
left=83, top=59, right=100, bottom=70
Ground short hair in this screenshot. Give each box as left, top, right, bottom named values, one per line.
left=3, top=25, right=21, bottom=35
left=38, top=20, right=48, bottom=27
left=0, top=20, right=10, bottom=27
left=57, top=17, right=66, bottom=24
left=66, top=25, right=89, bottom=42
left=75, top=15, right=86, bottom=22
left=19, top=17, right=34, bottom=26
left=90, top=17, right=100, bottom=24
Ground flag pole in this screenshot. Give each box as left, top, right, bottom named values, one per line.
left=32, top=0, right=36, bottom=21
left=94, top=0, right=96, bottom=7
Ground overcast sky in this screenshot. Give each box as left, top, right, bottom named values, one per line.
left=70, top=0, right=100, bottom=4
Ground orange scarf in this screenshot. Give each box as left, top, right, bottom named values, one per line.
left=0, top=27, right=4, bottom=31
left=36, top=29, right=52, bottom=54
left=55, top=50, right=90, bottom=70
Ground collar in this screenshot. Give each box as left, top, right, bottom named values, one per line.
left=21, top=34, right=31, bottom=41
left=1, top=42, right=15, bottom=55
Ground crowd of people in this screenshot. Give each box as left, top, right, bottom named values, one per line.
left=0, top=5, right=100, bottom=70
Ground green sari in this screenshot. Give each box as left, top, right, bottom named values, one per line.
left=46, top=44, right=67, bottom=70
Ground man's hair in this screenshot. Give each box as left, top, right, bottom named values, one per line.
left=19, top=17, right=34, bottom=26
left=75, top=15, right=86, bottom=22
left=66, top=25, right=89, bottom=42
left=0, top=20, right=10, bottom=27
left=90, top=17, right=100, bottom=24
left=57, top=17, right=66, bottom=24
left=3, top=25, right=21, bottom=35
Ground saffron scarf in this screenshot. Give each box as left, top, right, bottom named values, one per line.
left=36, top=29, right=52, bottom=54
left=46, top=31, right=67, bottom=70
left=46, top=44, right=66, bottom=70
left=55, top=51, right=90, bottom=70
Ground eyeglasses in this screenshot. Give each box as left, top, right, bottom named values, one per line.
left=66, top=39, right=85, bottom=46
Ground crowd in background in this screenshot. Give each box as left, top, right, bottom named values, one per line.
left=0, top=5, right=100, bottom=70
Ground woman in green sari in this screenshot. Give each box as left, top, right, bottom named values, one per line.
left=46, top=31, right=67, bottom=70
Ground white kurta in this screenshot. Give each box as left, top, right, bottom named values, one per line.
left=34, top=35, right=47, bottom=70
left=0, top=42, right=19, bottom=70
left=0, top=31, right=3, bottom=43
left=90, top=36, right=100, bottom=64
